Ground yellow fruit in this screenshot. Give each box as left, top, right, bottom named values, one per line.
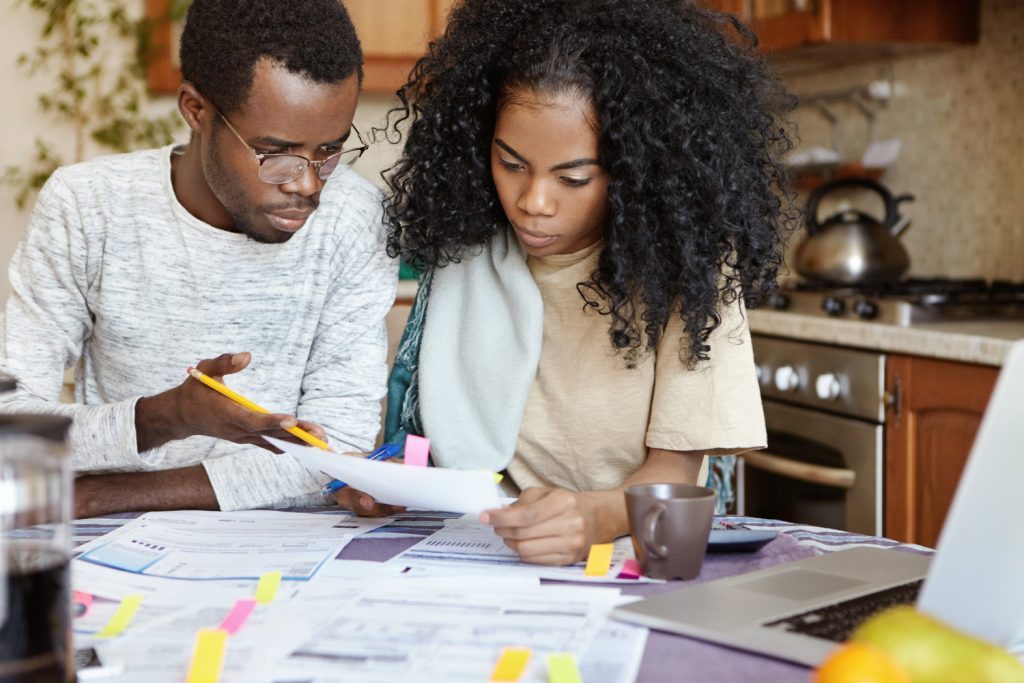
left=852, top=606, right=1024, bottom=683
left=814, top=642, right=912, bottom=683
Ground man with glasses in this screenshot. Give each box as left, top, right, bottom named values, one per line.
left=0, top=0, right=397, bottom=516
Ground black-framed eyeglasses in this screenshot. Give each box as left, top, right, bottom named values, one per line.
left=215, top=109, right=368, bottom=185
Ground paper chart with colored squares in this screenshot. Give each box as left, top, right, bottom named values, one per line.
left=75, top=510, right=393, bottom=580
left=394, top=516, right=655, bottom=583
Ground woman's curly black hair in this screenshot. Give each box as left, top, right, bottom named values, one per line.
left=382, top=0, right=797, bottom=366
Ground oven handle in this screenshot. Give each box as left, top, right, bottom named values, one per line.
left=741, top=451, right=857, bottom=489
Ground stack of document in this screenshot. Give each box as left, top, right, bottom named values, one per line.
left=72, top=509, right=648, bottom=682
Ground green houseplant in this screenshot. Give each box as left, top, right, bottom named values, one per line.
left=3, top=0, right=189, bottom=209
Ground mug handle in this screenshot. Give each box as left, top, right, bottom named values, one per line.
left=641, top=504, right=670, bottom=560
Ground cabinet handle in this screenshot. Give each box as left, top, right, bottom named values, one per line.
left=885, top=374, right=902, bottom=420
left=741, top=451, right=856, bottom=489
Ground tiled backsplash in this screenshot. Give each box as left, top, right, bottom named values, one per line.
left=781, top=0, right=1022, bottom=282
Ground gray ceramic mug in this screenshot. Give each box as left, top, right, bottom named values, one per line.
left=625, top=483, right=717, bottom=580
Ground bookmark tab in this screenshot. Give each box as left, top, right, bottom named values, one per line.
left=547, top=653, right=582, bottom=683
left=490, top=647, right=532, bottom=681
left=617, top=558, right=643, bottom=579
left=185, top=628, right=229, bottom=683
left=404, top=434, right=430, bottom=467
left=219, top=598, right=257, bottom=635
left=584, top=543, right=614, bottom=577
left=254, top=571, right=282, bottom=604
left=96, top=593, right=143, bottom=637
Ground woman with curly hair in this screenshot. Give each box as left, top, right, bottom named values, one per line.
left=335, top=0, right=796, bottom=566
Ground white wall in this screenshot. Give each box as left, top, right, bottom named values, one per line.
left=0, top=1, right=402, bottom=303
left=0, top=2, right=56, bottom=305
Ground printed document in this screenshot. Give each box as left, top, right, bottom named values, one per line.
left=75, top=510, right=391, bottom=580
left=267, top=437, right=503, bottom=514
left=394, top=516, right=654, bottom=583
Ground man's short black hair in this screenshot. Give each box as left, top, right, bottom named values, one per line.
left=179, top=0, right=363, bottom=115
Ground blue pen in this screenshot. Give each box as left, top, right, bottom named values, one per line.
left=319, top=443, right=402, bottom=497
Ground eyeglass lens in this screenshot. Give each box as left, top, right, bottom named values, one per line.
left=257, top=149, right=361, bottom=184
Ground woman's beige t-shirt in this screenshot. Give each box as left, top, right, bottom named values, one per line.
left=506, top=241, right=766, bottom=493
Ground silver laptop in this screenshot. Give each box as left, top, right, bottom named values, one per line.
left=613, top=340, right=1024, bottom=666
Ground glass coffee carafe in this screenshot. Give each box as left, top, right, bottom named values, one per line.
left=0, top=408, right=73, bottom=683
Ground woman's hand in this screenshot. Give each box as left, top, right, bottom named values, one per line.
left=479, top=487, right=601, bottom=566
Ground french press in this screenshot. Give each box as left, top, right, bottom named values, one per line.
left=0, top=399, right=74, bottom=683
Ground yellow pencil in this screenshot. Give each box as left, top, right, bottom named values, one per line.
left=186, top=367, right=332, bottom=452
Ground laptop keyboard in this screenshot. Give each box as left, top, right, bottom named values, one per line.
left=764, top=579, right=924, bottom=643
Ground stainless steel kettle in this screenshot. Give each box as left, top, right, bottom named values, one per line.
left=795, top=177, right=915, bottom=287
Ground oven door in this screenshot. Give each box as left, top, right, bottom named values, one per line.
left=738, top=402, right=883, bottom=536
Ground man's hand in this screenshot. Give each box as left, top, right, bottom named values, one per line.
left=135, top=352, right=327, bottom=453
left=332, top=486, right=405, bottom=517
left=74, top=465, right=219, bottom=518
left=479, top=487, right=604, bottom=566
left=331, top=455, right=405, bottom=517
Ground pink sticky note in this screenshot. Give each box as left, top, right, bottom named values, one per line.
left=617, top=559, right=643, bottom=579
left=219, top=598, right=257, bottom=635
left=404, top=434, right=430, bottom=468
left=73, top=590, right=94, bottom=617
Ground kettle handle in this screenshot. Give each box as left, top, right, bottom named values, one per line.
left=805, top=177, right=913, bottom=234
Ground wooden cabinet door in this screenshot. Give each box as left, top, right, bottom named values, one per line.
left=750, top=0, right=828, bottom=51
left=702, top=0, right=979, bottom=53
left=344, top=0, right=446, bottom=93
left=344, top=0, right=459, bottom=93
left=700, top=0, right=827, bottom=50
left=885, top=354, right=998, bottom=547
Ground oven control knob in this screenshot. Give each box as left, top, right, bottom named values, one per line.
left=774, top=365, right=800, bottom=392
left=815, top=373, right=842, bottom=401
left=768, top=292, right=790, bottom=310
left=822, top=296, right=845, bottom=316
left=854, top=298, right=879, bottom=320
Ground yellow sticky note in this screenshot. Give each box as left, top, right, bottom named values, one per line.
left=490, top=646, right=532, bottom=681
left=254, top=570, right=282, bottom=604
left=584, top=543, right=614, bottom=577
left=547, top=653, right=582, bottom=683
left=96, top=593, right=144, bottom=638
left=185, top=628, right=229, bottom=683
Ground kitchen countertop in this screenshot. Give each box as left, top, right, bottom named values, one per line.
left=748, top=310, right=1024, bottom=366
left=392, top=279, right=1022, bottom=366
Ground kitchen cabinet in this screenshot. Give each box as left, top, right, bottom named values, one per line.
left=884, top=354, right=998, bottom=548
left=145, top=0, right=458, bottom=94
left=344, top=0, right=457, bottom=93
left=702, top=0, right=979, bottom=66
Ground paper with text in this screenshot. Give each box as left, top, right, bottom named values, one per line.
left=76, top=510, right=390, bottom=580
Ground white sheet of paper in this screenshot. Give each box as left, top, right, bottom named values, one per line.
left=266, top=436, right=504, bottom=514
left=578, top=621, right=649, bottom=683
left=269, top=583, right=620, bottom=683
left=92, top=604, right=313, bottom=683
left=394, top=517, right=656, bottom=583
left=75, top=510, right=379, bottom=580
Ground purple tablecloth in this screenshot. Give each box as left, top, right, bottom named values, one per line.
left=70, top=510, right=930, bottom=683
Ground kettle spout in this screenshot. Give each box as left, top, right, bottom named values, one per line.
left=890, top=192, right=914, bottom=237
left=890, top=214, right=911, bottom=238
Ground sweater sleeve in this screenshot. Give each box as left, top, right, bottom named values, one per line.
left=201, top=193, right=397, bottom=511
left=0, top=170, right=160, bottom=469
left=645, top=298, right=767, bottom=454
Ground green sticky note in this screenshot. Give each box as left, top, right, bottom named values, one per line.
left=547, top=653, right=582, bottom=683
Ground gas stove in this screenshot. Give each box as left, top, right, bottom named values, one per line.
left=765, top=278, right=1024, bottom=326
